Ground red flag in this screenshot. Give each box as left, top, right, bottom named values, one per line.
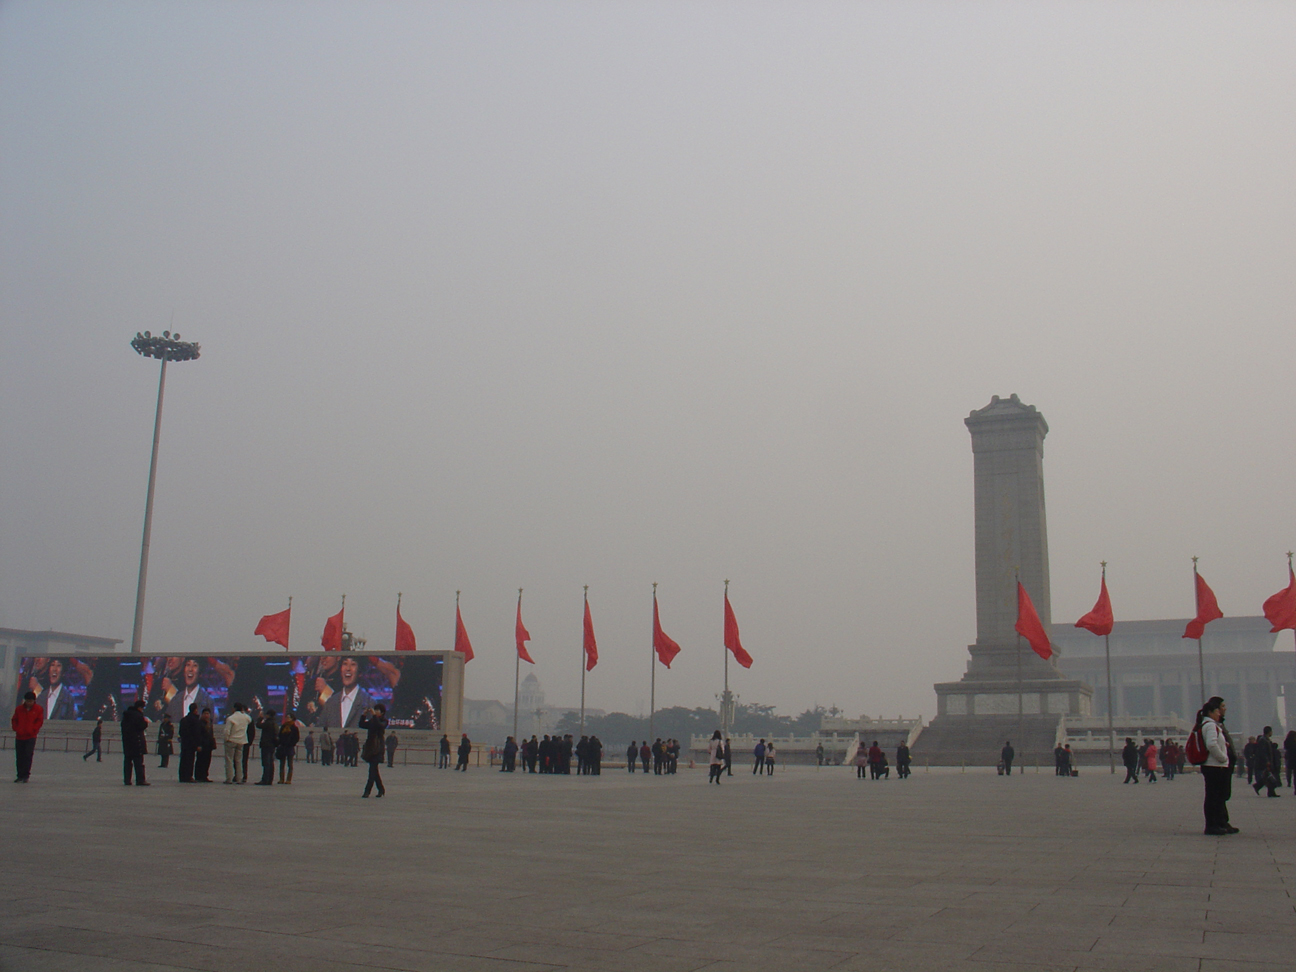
left=516, top=599, right=534, bottom=664
left=1015, top=581, right=1052, bottom=660
left=1183, top=571, right=1223, bottom=639
left=724, top=592, right=754, bottom=669
left=652, top=596, right=681, bottom=668
left=1263, top=566, right=1296, bottom=633
left=395, top=604, right=416, bottom=652
left=1075, top=576, right=1114, bottom=637
left=583, top=599, right=598, bottom=672
left=254, top=606, right=291, bottom=649
left=454, top=604, right=475, bottom=662
left=321, top=609, right=344, bottom=651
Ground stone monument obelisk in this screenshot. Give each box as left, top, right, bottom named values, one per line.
left=914, top=395, right=1092, bottom=764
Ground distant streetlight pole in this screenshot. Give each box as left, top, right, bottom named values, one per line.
left=129, top=330, right=201, bottom=654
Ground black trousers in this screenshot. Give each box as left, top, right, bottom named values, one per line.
left=194, top=749, right=212, bottom=781
left=179, top=745, right=196, bottom=782
left=84, top=742, right=101, bottom=762
left=439, top=752, right=449, bottom=768
left=260, top=747, right=276, bottom=784
left=159, top=747, right=170, bottom=768
left=123, top=748, right=146, bottom=785
left=241, top=743, right=252, bottom=780
left=456, top=754, right=469, bottom=770
left=15, top=738, right=36, bottom=781
left=1123, top=765, right=1139, bottom=783
left=1003, top=760, right=1013, bottom=776
left=364, top=759, right=384, bottom=795
left=1202, top=765, right=1232, bottom=830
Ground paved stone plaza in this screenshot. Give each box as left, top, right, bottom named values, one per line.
left=2, top=754, right=1294, bottom=972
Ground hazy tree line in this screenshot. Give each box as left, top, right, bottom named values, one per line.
left=553, top=703, right=836, bottom=747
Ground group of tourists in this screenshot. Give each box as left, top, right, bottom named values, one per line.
left=497, top=733, right=603, bottom=774
left=1119, top=737, right=1183, bottom=783
left=854, top=740, right=912, bottom=779
left=626, top=738, right=684, bottom=774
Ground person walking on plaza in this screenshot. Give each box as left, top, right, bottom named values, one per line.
left=588, top=734, right=603, bottom=774
left=1252, top=726, right=1280, bottom=798
left=897, top=742, right=912, bottom=779
left=360, top=704, right=388, bottom=797
left=320, top=727, right=333, bottom=767
left=1122, top=738, right=1139, bottom=784
left=255, top=709, right=278, bottom=785
left=816, top=742, right=825, bottom=767
left=1242, top=736, right=1256, bottom=784
left=854, top=743, right=869, bottom=779
left=707, top=730, right=723, bottom=784
left=84, top=718, right=104, bottom=763
left=638, top=740, right=650, bottom=774
left=439, top=734, right=451, bottom=769
left=1143, top=739, right=1158, bottom=783
left=765, top=742, right=777, bottom=776
left=1284, top=731, right=1296, bottom=790
left=222, top=703, right=253, bottom=785
left=1197, top=696, right=1237, bottom=835
left=502, top=735, right=518, bottom=772
left=194, top=708, right=217, bottom=782
left=303, top=730, right=315, bottom=764
left=626, top=740, right=637, bottom=773
left=120, top=700, right=150, bottom=786
left=178, top=703, right=201, bottom=783
left=386, top=732, right=399, bottom=768
left=723, top=738, right=732, bottom=776
left=277, top=714, right=300, bottom=783
left=12, top=691, right=45, bottom=783
left=753, top=739, right=766, bottom=775
left=157, top=714, right=174, bottom=768
left=456, top=733, right=472, bottom=771
left=868, top=741, right=884, bottom=780
left=1001, top=740, right=1014, bottom=776
left=1161, top=740, right=1177, bottom=781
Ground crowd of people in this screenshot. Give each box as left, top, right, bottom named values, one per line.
left=496, top=733, right=606, bottom=774
left=13, top=688, right=1296, bottom=839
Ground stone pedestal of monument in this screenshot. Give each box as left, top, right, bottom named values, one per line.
left=913, top=395, right=1092, bottom=766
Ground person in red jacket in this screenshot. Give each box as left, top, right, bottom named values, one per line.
left=12, top=691, right=45, bottom=783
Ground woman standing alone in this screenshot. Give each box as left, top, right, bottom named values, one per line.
left=1198, top=697, right=1238, bottom=835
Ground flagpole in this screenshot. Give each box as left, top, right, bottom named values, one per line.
left=1193, top=557, right=1205, bottom=707
left=722, top=579, right=731, bottom=740
left=650, top=583, right=657, bottom=741
left=286, top=596, right=292, bottom=652
left=514, top=588, right=522, bottom=742
left=1100, top=562, right=1113, bottom=775
left=1015, top=569, right=1023, bottom=775
left=580, top=586, right=588, bottom=736
left=396, top=592, right=402, bottom=652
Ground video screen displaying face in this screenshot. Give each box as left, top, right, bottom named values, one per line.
left=14, top=654, right=443, bottom=729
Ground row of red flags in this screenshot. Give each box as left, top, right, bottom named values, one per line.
left=252, top=589, right=756, bottom=671
left=1013, top=562, right=1296, bottom=660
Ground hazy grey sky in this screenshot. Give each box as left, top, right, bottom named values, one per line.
left=3, top=2, right=1294, bottom=720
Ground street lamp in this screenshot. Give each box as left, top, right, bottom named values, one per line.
left=129, top=330, right=200, bottom=654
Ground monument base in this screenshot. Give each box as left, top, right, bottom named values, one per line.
left=912, top=642, right=1094, bottom=765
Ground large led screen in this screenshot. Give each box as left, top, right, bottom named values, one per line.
left=14, top=654, right=442, bottom=729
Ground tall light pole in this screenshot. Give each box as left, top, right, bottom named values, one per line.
left=129, top=330, right=200, bottom=654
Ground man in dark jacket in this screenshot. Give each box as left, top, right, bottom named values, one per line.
left=1001, top=741, right=1015, bottom=776
left=439, top=734, right=451, bottom=769
left=255, top=710, right=278, bottom=785
left=1122, top=738, right=1139, bottom=783
left=456, top=733, right=472, bottom=771
left=121, top=700, right=150, bottom=786
left=385, top=732, right=399, bottom=768
left=157, top=713, right=174, bottom=768
left=178, top=703, right=202, bottom=783
left=84, top=718, right=104, bottom=762
left=1253, top=726, right=1281, bottom=798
